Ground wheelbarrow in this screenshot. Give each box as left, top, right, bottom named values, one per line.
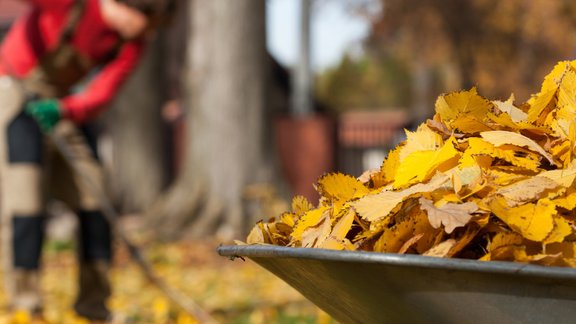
left=217, top=245, right=576, bottom=324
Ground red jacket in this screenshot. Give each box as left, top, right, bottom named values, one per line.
left=0, top=0, right=145, bottom=123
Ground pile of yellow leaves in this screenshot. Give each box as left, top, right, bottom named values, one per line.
left=244, top=60, right=576, bottom=267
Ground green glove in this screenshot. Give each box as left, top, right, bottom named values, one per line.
left=25, top=99, right=62, bottom=133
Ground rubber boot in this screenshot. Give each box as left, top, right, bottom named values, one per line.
left=74, top=261, right=111, bottom=321
left=74, top=210, right=112, bottom=321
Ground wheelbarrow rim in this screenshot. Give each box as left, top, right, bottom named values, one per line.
left=218, top=245, right=576, bottom=280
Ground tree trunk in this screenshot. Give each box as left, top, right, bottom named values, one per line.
left=104, top=37, right=169, bottom=213
left=410, top=59, right=433, bottom=125
left=147, top=0, right=268, bottom=240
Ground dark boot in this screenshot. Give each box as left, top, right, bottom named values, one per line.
left=74, top=261, right=111, bottom=321
left=74, top=210, right=112, bottom=321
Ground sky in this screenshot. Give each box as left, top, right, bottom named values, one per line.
left=266, top=0, right=375, bottom=72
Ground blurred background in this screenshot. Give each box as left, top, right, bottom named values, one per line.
left=1, top=0, right=576, bottom=322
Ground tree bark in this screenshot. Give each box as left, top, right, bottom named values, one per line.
left=104, top=36, right=169, bottom=213
left=410, top=59, right=433, bottom=125
left=147, top=0, right=268, bottom=240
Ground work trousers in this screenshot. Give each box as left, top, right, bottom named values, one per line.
left=0, top=76, right=112, bottom=320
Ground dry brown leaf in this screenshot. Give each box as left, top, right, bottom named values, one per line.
left=246, top=222, right=266, bottom=244
left=398, top=233, right=424, bottom=254
left=301, top=214, right=332, bottom=248
left=493, top=176, right=560, bottom=207
left=357, top=169, right=380, bottom=185
left=423, top=239, right=457, bottom=257
left=492, top=96, right=527, bottom=123
left=353, top=173, right=451, bottom=222
left=419, top=197, right=479, bottom=234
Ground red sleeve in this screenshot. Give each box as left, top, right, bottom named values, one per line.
left=60, top=40, right=146, bottom=123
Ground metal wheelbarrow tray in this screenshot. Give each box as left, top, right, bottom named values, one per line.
left=218, top=245, right=576, bottom=324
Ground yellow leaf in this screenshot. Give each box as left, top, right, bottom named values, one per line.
left=291, top=195, right=314, bottom=216
left=419, top=197, right=479, bottom=234
left=394, top=137, right=461, bottom=188
left=486, top=111, right=521, bottom=130
left=270, top=222, right=292, bottom=245
left=460, top=137, right=495, bottom=161
left=398, top=124, right=444, bottom=162
left=353, top=173, right=451, bottom=222
left=263, top=222, right=280, bottom=245
left=526, top=61, right=571, bottom=123
left=433, top=192, right=461, bottom=204
left=488, top=245, right=528, bottom=262
left=489, top=198, right=555, bottom=242
left=551, top=70, right=576, bottom=135
left=539, top=61, right=574, bottom=94
left=553, top=191, right=576, bottom=209
left=374, top=208, right=436, bottom=253
left=480, top=130, right=557, bottom=166
left=496, top=146, right=542, bottom=171
left=321, top=237, right=355, bottom=250
left=435, top=87, right=492, bottom=122
left=316, top=172, right=370, bottom=202
left=447, top=224, right=482, bottom=257
left=413, top=208, right=442, bottom=254
left=485, top=169, right=529, bottom=187
left=280, top=212, right=296, bottom=227
left=329, top=208, right=355, bottom=241
left=380, top=146, right=401, bottom=185
left=451, top=116, right=494, bottom=133
left=526, top=88, right=557, bottom=125
left=485, top=231, right=531, bottom=262
left=544, top=216, right=573, bottom=244
left=479, top=253, right=491, bottom=261
left=373, top=222, right=413, bottom=253
left=489, top=231, right=524, bottom=252
left=435, top=88, right=494, bottom=133
left=549, top=139, right=571, bottom=167
left=464, top=137, right=540, bottom=171
left=291, top=206, right=329, bottom=243
left=570, top=123, right=576, bottom=162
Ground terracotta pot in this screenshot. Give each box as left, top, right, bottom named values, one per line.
left=275, top=114, right=335, bottom=203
